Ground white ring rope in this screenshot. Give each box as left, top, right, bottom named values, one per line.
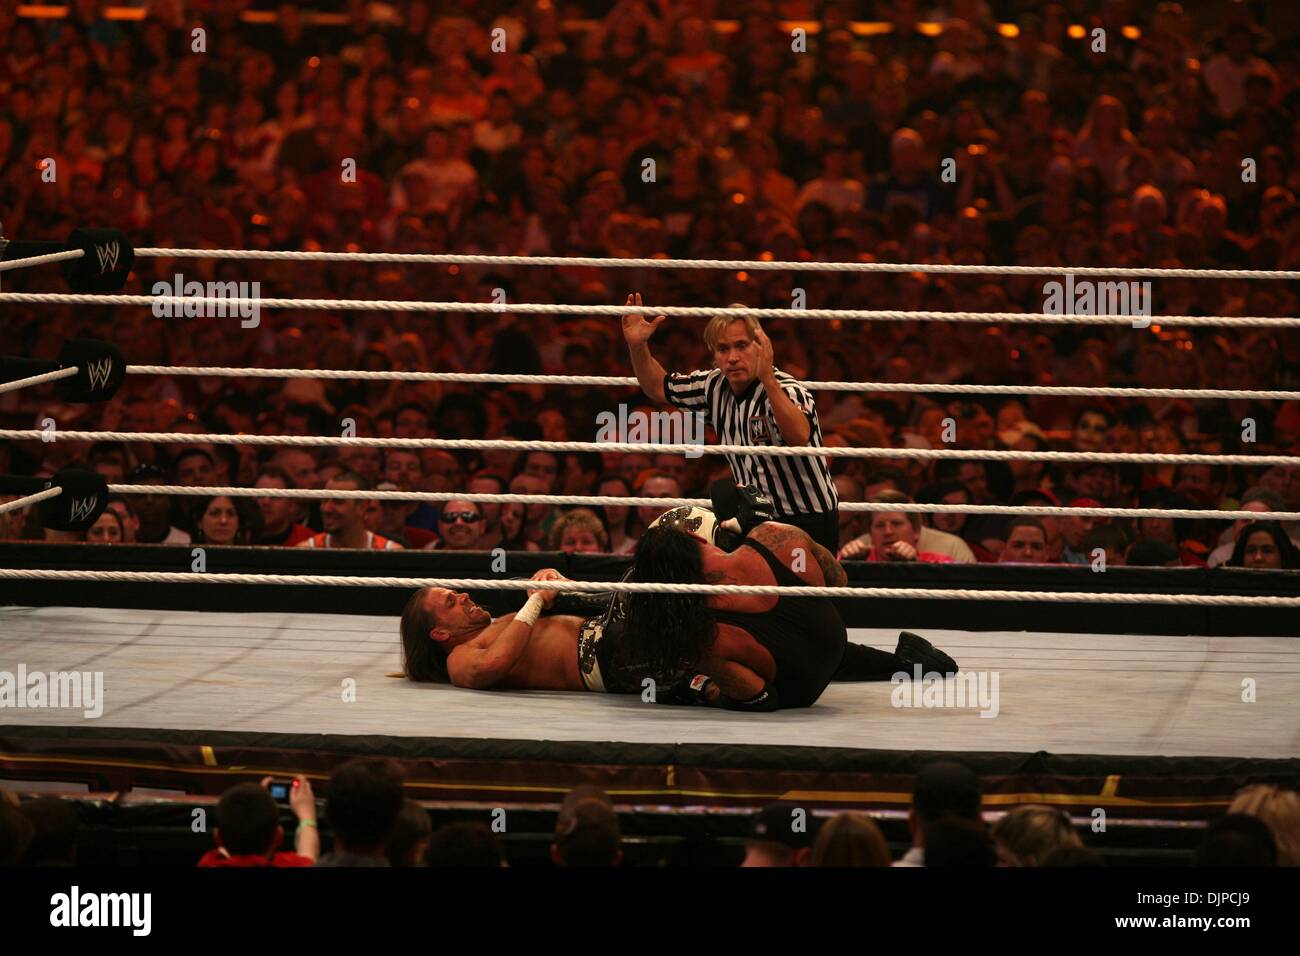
left=2, top=292, right=1298, bottom=328
left=120, top=365, right=1300, bottom=402
left=0, top=486, right=61, bottom=515
left=108, top=484, right=1300, bottom=523
left=1, top=364, right=1288, bottom=404
left=0, top=249, right=84, bottom=274
left=0, top=365, right=78, bottom=395
left=129, top=248, right=1300, bottom=281
left=3, top=568, right=1297, bottom=606
left=1, top=362, right=1290, bottom=404
left=6, top=430, right=1297, bottom=467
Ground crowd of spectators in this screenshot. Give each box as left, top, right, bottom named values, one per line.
left=3, top=758, right=1297, bottom=866
left=2, top=1, right=1299, bottom=569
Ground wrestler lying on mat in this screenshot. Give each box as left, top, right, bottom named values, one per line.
left=399, top=484, right=957, bottom=710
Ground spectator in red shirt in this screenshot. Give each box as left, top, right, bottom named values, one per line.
left=197, top=776, right=318, bottom=867
left=252, top=465, right=314, bottom=547
left=838, top=491, right=956, bottom=563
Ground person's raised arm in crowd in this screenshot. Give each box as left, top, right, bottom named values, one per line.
left=282, top=775, right=319, bottom=862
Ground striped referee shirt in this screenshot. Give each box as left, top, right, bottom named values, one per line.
left=663, top=368, right=839, bottom=517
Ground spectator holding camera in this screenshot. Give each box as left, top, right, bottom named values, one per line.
left=197, top=776, right=318, bottom=867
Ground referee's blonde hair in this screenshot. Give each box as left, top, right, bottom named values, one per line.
left=703, top=305, right=764, bottom=351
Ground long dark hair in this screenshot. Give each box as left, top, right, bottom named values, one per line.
left=1229, top=521, right=1300, bottom=570
left=620, top=525, right=716, bottom=678
left=400, top=588, right=450, bottom=682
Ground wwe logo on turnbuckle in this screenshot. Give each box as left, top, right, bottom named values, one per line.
left=68, top=496, right=99, bottom=523
left=86, top=358, right=113, bottom=391
left=95, top=241, right=121, bottom=274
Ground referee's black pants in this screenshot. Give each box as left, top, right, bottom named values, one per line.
left=774, top=509, right=840, bottom=554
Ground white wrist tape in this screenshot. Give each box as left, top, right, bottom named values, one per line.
left=514, top=594, right=545, bottom=627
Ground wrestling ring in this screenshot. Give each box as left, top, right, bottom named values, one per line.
left=0, top=236, right=1297, bottom=838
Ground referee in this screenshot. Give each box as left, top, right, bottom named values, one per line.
left=621, top=292, right=840, bottom=551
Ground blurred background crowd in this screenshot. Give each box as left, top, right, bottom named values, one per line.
left=2, top=0, right=1299, bottom=568
left=3, top=756, right=1297, bottom=866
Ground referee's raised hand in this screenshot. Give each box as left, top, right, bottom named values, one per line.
left=621, top=292, right=666, bottom=345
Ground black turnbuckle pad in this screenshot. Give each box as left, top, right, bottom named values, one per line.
left=39, top=469, right=109, bottom=532
left=62, top=227, right=134, bottom=293
left=55, top=338, right=126, bottom=403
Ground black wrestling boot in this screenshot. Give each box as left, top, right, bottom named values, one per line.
left=894, top=631, right=958, bottom=677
